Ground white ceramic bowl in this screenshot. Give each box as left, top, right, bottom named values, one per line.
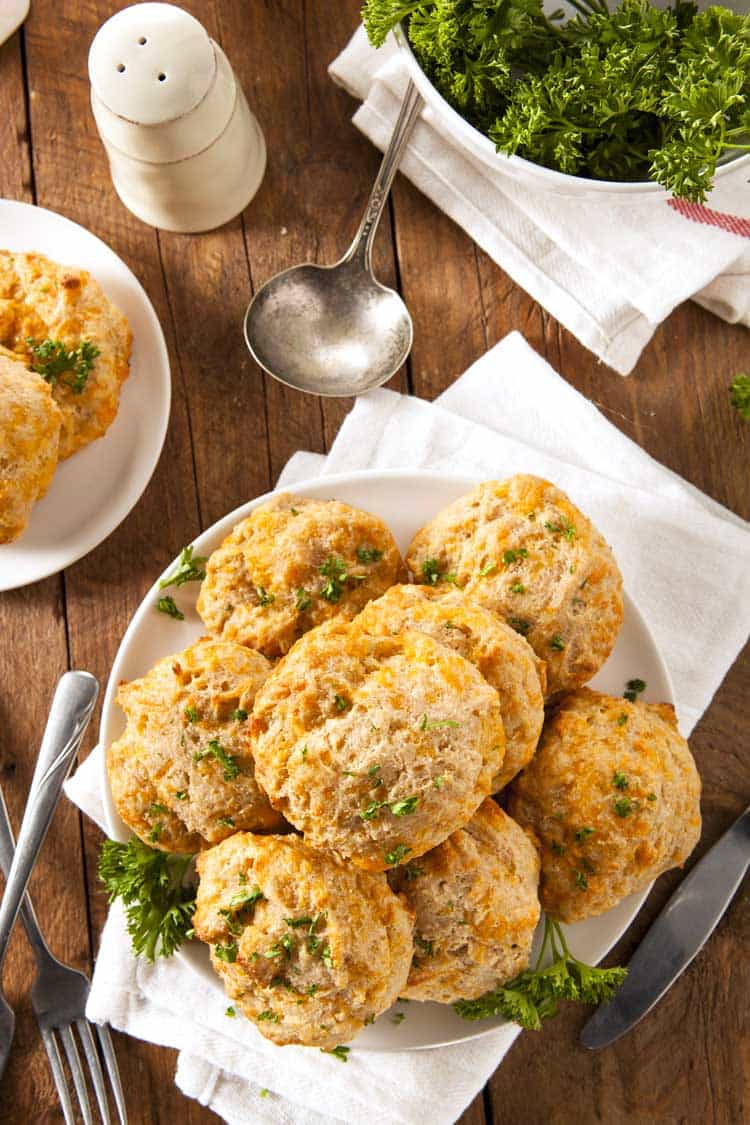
left=99, top=469, right=674, bottom=1052
left=394, top=2, right=750, bottom=202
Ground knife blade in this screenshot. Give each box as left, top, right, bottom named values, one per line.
left=580, top=803, right=750, bottom=1049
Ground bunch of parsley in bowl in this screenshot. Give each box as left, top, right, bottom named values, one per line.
left=362, top=0, right=750, bottom=200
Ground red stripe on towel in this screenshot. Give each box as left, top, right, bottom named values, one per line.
left=667, top=198, right=750, bottom=238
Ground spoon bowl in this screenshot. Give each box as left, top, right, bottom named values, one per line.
left=244, top=81, right=423, bottom=398
left=244, top=258, right=413, bottom=396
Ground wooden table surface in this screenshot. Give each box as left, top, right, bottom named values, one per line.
left=1, top=2, right=748, bottom=1122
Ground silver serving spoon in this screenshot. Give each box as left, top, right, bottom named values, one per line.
left=244, top=81, right=423, bottom=397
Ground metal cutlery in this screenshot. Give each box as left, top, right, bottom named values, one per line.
left=244, top=80, right=423, bottom=397
left=581, top=802, right=750, bottom=1048
left=0, top=670, right=98, bottom=1080
left=0, top=784, right=127, bottom=1123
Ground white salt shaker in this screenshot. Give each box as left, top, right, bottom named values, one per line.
left=88, top=2, right=266, bottom=233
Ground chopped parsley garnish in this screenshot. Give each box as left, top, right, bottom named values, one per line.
left=545, top=519, right=576, bottom=541
left=321, top=945, right=334, bottom=968
left=479, top=562, right=497, bottom=577
left=148, top=823, right=163, bottom=843
left=225, top=1006, right=236, bottom=1017
left=420, top=714, right=460, bottom=731
left=175, top=790, right=188, bottom=801
left=323, top=1045, right=349, bottom=1062
left=502, top=548, right=529, bottom=565
left=156, top=595, right=184, bottom=620
left=390, top=796, right=419, bottom=817
left=257, top=1010, right=280, bottom=1023
left=612, top=771, right=629, bottom=790
left=284, top=915, right=313, bottom=928
left=551, top=842, right=566, bottom=856
left=231, top=708, right=248, bottom=722
left=255, top=586, right=274, bottom=606
left=433, top=775, right=445, bottom=790
left=613, top=797, right=633, bottom=817
left=384, top=844, right=411, bottom=866
left=149, top=803, right=168, bottom=816
left=300, top=745, right=309, bottom=760
left=624, top=678, right=647, bottom=702
left=453, top=916, right=626, bottom=1030
left=510, top=618, right=531, bottom=636
left=159, top=544, right=208, bottom=589
left=296, top=587, right=312, bottom=611
left=229, top=885, right=264, bottom=911
left=510, top=582, right=526, bottom=594
left=575, top=827, right=595, bottom=842
left=647, top=792, right=658, bottom=802
left=360, top=795, right=419, bottom=821
left=193, top=739, right=240, bottom=781
left=549, top=634, right=565, bottom=651
left=421, top=557, right=443, bottom=585
left=415, top=934, right=435, bottom=958
left=616, top=713, right=629, bottom=726
left=218, top=817, right=235, bottom=829
left=27, top=337, right=100, bottom=394
left=357, top=546, right=383, bottom=563
left=574, top=869, right=589, bottom=890
left=334, top=694, right=349, bottom=712
left=391, top=1011, right=406, bottom=1025
left=320, top=555, right=348, bottom=602
left=730, top=374, right=750, bottom=421
left=403, top=862, right=425, bottom=881
left=214, top=941, right=238, bottom=963
left=184, top=706, right=199, bottom=723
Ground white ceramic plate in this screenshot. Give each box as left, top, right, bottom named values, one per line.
left=99, top=469, right=672, bottom=1052
left=0, top=200, right=170, bottom=590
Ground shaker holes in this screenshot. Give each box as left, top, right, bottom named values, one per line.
left=138, top=36, right=147, bottom=44
left=117, top=63, right=125, bottom=72
left=158, top=73, right=166, bottom=81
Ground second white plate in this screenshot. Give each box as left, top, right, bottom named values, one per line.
left=0, top=201, right=170, bottom=590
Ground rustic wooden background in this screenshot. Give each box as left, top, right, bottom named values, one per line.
left=0, top=1, right=748, bottom=1122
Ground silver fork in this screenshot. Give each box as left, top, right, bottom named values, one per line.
left=0, top=785, right=127, bottom=1123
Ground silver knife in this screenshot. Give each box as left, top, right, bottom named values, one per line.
left=580, top=803, right=750, bottom=1049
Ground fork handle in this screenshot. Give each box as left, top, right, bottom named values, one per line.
left=0, top=786, right=50, bottom=960
left=0, top=672, right=98, bottom=973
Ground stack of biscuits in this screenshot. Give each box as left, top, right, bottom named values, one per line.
left=106, top=477, right=702, bottom=1049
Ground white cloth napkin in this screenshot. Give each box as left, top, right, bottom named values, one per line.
left=65, top=331, right=750, bottom=1124
left=329, top=27, right=750, bottom=375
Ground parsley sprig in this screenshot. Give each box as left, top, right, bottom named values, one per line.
left=99, top=838, right=196, bottom=961
left=454, top=916, right=627, bottom=1029
left=27, top=337, right=100, bottom=393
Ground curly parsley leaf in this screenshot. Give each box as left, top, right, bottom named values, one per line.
left=454, top=916, right=626, bottom=1029
left=99, top=837, right=196, bottom=962
left=27, top=337, right=100, bottom=394
left=159, top=544, right=208, bottom=589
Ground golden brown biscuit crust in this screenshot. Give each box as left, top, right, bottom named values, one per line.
left=107, top=639, right=283, bottom=852
left=194, top=832, right=414, bottom=1048
left=355, top=584, right=545, bottom=790
left=251, top=618, right=505, bottom=871
left=0, top=250, right=131, bottom=458
left=507, top=688, right=702, bottom=922
left=391, top=799, right=540, bottom=1003
left=405, top=476, right=623, bottom=695
left=197, top=493, right=406, bottom=658
left=0, top=354, right=61, bottom=543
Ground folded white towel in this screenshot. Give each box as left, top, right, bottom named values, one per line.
left=329, top=27, right=750, bottom=375
left=65, top=332, right=750, bottom=1124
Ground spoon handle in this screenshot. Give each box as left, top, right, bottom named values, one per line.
left=0, top=671, right=98, bottom=971
left=344, top=80, right=423, bottom=269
